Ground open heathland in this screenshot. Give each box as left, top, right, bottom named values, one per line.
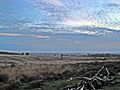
left=0, top=54, right=120, bottom=90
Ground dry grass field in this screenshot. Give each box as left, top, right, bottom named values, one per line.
left=0, top=54, right=120, bottom=90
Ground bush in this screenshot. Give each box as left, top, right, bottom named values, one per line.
left=0, top=74, right=9, bottom=83
left=26, top=53, right=29, bottom=55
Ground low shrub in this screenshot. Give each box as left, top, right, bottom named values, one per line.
left=0, top=74, right=9, bottom=83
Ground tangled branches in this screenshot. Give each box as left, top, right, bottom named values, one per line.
left=63, top=66, right=119, bottom=90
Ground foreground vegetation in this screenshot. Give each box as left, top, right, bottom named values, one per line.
left=0, top=55, right=120, bottom=90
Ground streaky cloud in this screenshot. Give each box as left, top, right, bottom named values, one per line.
left=0, top=33, right=49, bottom=39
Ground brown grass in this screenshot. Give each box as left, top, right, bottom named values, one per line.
left=0, top=55, right=120, bottom=80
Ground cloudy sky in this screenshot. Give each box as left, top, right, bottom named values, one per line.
left=0, top=0, right=120, bottom=53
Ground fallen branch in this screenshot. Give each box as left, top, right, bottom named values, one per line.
left=64, top=66, right=119, bottom=90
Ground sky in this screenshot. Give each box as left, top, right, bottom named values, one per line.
left=0, top=0, right=120, bottom=53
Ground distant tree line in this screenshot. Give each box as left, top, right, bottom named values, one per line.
left=20, top=52, right=29, bottom=55
left=0, top=51, right=30, bottom=55
left=87, top=53, right=120, bottom=57
left=0, top=51, right=19, bottom=55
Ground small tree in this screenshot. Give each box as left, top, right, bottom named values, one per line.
left=26, top=52, right=29, bottom=55
left=61, top=53, right=63, bottom=60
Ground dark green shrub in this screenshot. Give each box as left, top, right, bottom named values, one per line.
left=0, top=74, right=9, bottom=83
left=26, top=52, right=29, bottom=55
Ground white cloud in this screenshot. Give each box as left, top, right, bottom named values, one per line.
left=27, top=0, right=120, bottom=36
left=74, top=30, right=97, bottom=35
left=63, top=18, right=120, bottom=30
left=110, top=0, right=120, bottom=4
left=0, top=25, right=8, bottom=29
left=63, top=19, right=102, bottom=27
left=43, top=0, right=63, bottom=6
left=100, top=24, right=120, bottom=31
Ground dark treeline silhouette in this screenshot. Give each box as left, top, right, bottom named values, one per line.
left=87, top=53, right=120, bottom=57
left=0, top=51, right=20, bottom=55
left=20, top=52, right=30, bottom=55
left=59, top=53, right=120, bottom=58
left=0, top=51, right=30, bottom=55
